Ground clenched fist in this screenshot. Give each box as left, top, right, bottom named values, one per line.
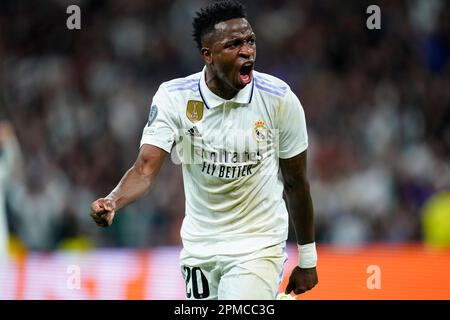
left=90, top=198, right=116, bottom=227
left=285, top=266, right=318, bottom=295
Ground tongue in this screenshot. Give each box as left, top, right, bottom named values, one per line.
left=239, top=73, right=251, bottom=85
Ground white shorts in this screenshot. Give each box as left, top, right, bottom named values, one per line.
left=180, top=242, right=287, bottom=300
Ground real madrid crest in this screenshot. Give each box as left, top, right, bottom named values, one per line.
left=253, top=120, right=267, bottom=142
left=186, top=100, right=204, bottom=123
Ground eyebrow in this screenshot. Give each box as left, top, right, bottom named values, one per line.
left=221, top=32, right=255, bottom=45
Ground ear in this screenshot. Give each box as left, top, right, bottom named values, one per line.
left=201, top=47, right=213, bottom=65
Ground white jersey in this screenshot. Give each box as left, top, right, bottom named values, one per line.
left=140, top=67, right=308, bottom=256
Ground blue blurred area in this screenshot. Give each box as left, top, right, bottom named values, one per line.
left=0, top=0, right=448, bottom=251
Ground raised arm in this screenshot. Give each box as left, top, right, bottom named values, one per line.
left=280, top=150, right=318, bottom=294
left=0, top=121, right=24, bottom=185
left=90, top=144, right=167, bottom=227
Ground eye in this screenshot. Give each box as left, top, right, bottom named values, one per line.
left=225, top=40, right=241, bottom=49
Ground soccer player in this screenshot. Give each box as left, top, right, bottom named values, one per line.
left=90, top=0, right=318, bottom=299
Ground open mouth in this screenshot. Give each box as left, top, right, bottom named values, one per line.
left=239, top=63, right=253, bottom=85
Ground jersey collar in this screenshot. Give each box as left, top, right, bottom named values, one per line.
left=198, top=66, right=254, bottom=109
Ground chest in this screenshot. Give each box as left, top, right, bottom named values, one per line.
left=176, top=100, right=278, bottom=163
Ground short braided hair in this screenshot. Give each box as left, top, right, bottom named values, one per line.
left=192, top=0, right=247, bottom=51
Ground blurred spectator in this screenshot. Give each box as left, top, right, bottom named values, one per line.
left=0, top=117, right=24, bottom=260
left=8, top=158, right=69, bottom=251
left=0, top=0, right=448, bottom=250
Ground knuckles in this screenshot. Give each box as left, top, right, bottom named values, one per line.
left=89, top=199, right=115, bottom=227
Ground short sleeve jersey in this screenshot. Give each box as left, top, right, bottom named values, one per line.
left=140, top=67, right=308, bottom=256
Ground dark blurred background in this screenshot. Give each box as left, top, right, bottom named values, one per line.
left=0, top=0, right=449, bottom=253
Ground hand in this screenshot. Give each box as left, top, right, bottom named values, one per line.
left=285, top=266, right=318, bottom=295
left=90, top=198, right=116, bottom=227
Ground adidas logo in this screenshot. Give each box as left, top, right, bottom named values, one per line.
left=186, top=126, right=202, bottom=137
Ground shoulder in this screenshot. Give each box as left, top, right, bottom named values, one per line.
left=160, top=72, right=202, bottom=95
left=151, top=72, right=202, bottom=115
left=253, top=71, right=291, bottom=98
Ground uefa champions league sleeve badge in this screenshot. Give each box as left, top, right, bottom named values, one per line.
left=147, top=105, right=158, bottom=127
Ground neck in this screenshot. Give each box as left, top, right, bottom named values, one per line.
left=205, top=65, right=238, bottom=100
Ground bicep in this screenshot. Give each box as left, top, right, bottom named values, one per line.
left=134, top=144, right=168, bottom=178
left=278, top=90, right=308, bottom=159
left=140, top=85, right=178, bottom=153
left=280, top=150, right=309, bottom=190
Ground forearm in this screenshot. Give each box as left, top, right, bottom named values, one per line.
left=102, top=145, right=166, bottom=212
left=106, top=166, right=153, bottom=211
left=284, top=180, right=315, bottom=245
left=1, top=134, right=24, bottom=180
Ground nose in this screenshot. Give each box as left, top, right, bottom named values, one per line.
left=239, top=42, right=255, bottom=58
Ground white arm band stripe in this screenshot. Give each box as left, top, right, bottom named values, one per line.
left=298, top=242, right=317, bottom=268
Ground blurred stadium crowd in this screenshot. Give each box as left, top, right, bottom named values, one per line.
left=0, top=0, right=449, bottom=252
